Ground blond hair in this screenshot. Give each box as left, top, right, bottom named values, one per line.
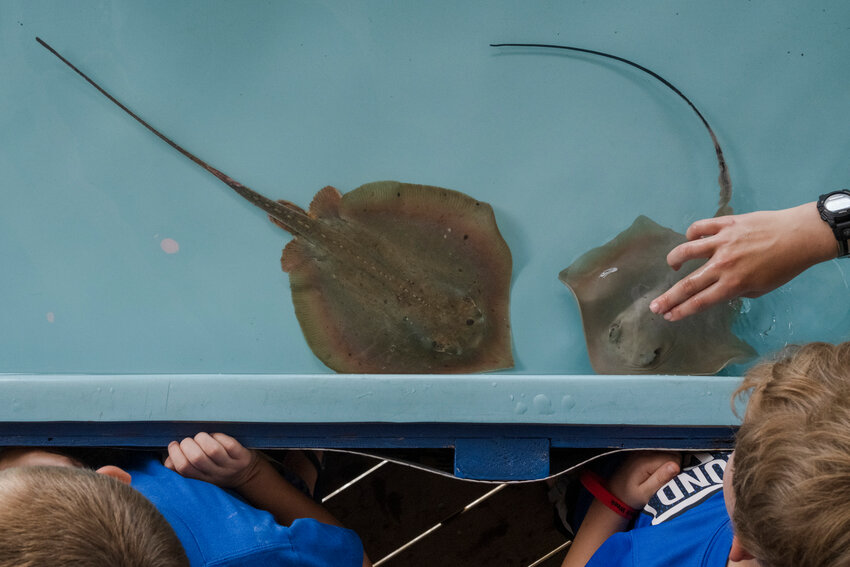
left=0, top=466, right=188, bottom=567
left=732, top=341, right=850, bottom=567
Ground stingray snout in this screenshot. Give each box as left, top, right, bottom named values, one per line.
left=605, top=299, right=677, bottom=371
left=637, top=347, right=663, bottom=367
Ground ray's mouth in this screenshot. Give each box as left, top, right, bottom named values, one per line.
left=632, top=334, right=677, bottom=371
left=641, top=347, right=665, bottom=369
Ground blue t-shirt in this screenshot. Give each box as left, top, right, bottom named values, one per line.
left=128, top=457, right=364, bottom=567
left=587, top=451, right=733, bottom=567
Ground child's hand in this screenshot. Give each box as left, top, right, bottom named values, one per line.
left=606, top=451, right=681, bottom=510
left=165, top=432, right=262, bottom=489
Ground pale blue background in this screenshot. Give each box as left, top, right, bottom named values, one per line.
left=2, top=0, right=849, bottom=378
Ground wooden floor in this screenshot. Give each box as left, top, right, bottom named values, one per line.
left=313, top=450, right=574, bottom=567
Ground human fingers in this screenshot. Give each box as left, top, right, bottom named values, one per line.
left=660, top=282, right=735, bottom=322
left=683, top=216, right=731, bottom=241
left=610, top=452, right=680, bottom=509
left=211, top=432, right=251, bottom=461
left=178, top=437, right=219, bottom=475
left=193, top=432, right=232, bottom=467
left=645, top=452, right=682, bottom=471
left=638, top=460, right=680, bottom=499
left=650, top=263, right=720, bottom=317
left=211, top=433, right=262, bottom=487
left=166, top=441, right=204, bottom=478
left=665, top=235, right=719, bottom=271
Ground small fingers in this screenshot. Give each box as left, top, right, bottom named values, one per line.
left=641, top=460, right=680, bottom=496
left=167, top=433, right=256, bottom=486
left=166, top=441, right=205, bottom=479
left=211, top=432, right=250, bottom=461
left=177, top=437, right=222, bottom=476
left=193, top=432, right=232, bottom=467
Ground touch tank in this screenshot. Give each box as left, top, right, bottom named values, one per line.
left=2, top=1, right=848, bottom=479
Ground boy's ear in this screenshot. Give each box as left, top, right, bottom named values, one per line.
left=96, top=465, right=132, bottom=485
left=729, top=535, right=756, bottom=561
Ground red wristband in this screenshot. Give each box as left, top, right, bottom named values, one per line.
left=580, top=470, right=638, bottom=519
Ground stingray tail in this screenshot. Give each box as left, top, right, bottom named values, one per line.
left=36, top=37, right=312, bottom=236
left=490, top=43, right=732, bottom=216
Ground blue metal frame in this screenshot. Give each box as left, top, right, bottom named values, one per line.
left=0, top=421, right=735, bottom=481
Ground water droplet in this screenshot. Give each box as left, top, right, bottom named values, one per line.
left=561, top=394, right=576, bottom=410
left=760, top=315, right=777, bottom=337
left=514, top=401, right=528, bottom=415
left=533, top=394, right=554, bottom=415
left=599, top=267, right=618, bottom=278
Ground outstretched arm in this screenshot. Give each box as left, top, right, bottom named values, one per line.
left=649, top=203, right=837, bottom=321
left=561, top=452, right=680, bottom=567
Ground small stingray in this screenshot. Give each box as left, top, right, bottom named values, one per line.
left=492, top=43, right=755, bottom=374
left=39, top=38, right=513, bottom=374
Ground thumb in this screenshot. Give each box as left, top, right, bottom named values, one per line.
left=640, top=461, right=680, bottom=497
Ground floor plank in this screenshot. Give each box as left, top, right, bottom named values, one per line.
left=323, top=457, right=493, bottom=560
left=318, top=450, right=385, bottom=498
left=377, top=480, right=567, bottom=566
left=531, top=543, right=571, bottom=567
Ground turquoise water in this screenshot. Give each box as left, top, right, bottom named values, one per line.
left=2, top=1, right=849, bottom=376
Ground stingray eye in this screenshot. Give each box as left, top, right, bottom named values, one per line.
left=608, top=323, right=622, bottom=343
left=466, top=319, right=475, bottom=326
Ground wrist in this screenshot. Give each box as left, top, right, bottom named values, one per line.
left=580, top=470, right=638, bottom=519
left=229, top=451, right=267, bottom=490
left=797, top=202, right=840, bottom=262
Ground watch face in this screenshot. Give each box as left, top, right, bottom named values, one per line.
left=825, top=192, right=850, bottom=213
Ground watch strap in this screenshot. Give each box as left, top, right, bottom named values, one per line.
left=817, top=190, right=850, bottom=258
left=835, top=222, right=850, bottom=257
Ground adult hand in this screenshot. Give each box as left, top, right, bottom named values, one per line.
left=165, top=432, right=261, bottom=489
left=649, top=203, right=837, bottom=322
left=606, top=451, right=681, bottom=510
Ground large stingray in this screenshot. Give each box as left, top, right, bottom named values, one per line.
left=493, top=43, right=755, bottom=374
left=39, top=38, right=513, bottom=374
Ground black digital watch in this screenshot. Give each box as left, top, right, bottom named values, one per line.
left=817, top=189, right=850, bottom=258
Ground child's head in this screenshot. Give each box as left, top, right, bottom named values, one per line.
left=0, top=464, right=188, bottom=567
left=731, top=341, right=850, bottom=567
